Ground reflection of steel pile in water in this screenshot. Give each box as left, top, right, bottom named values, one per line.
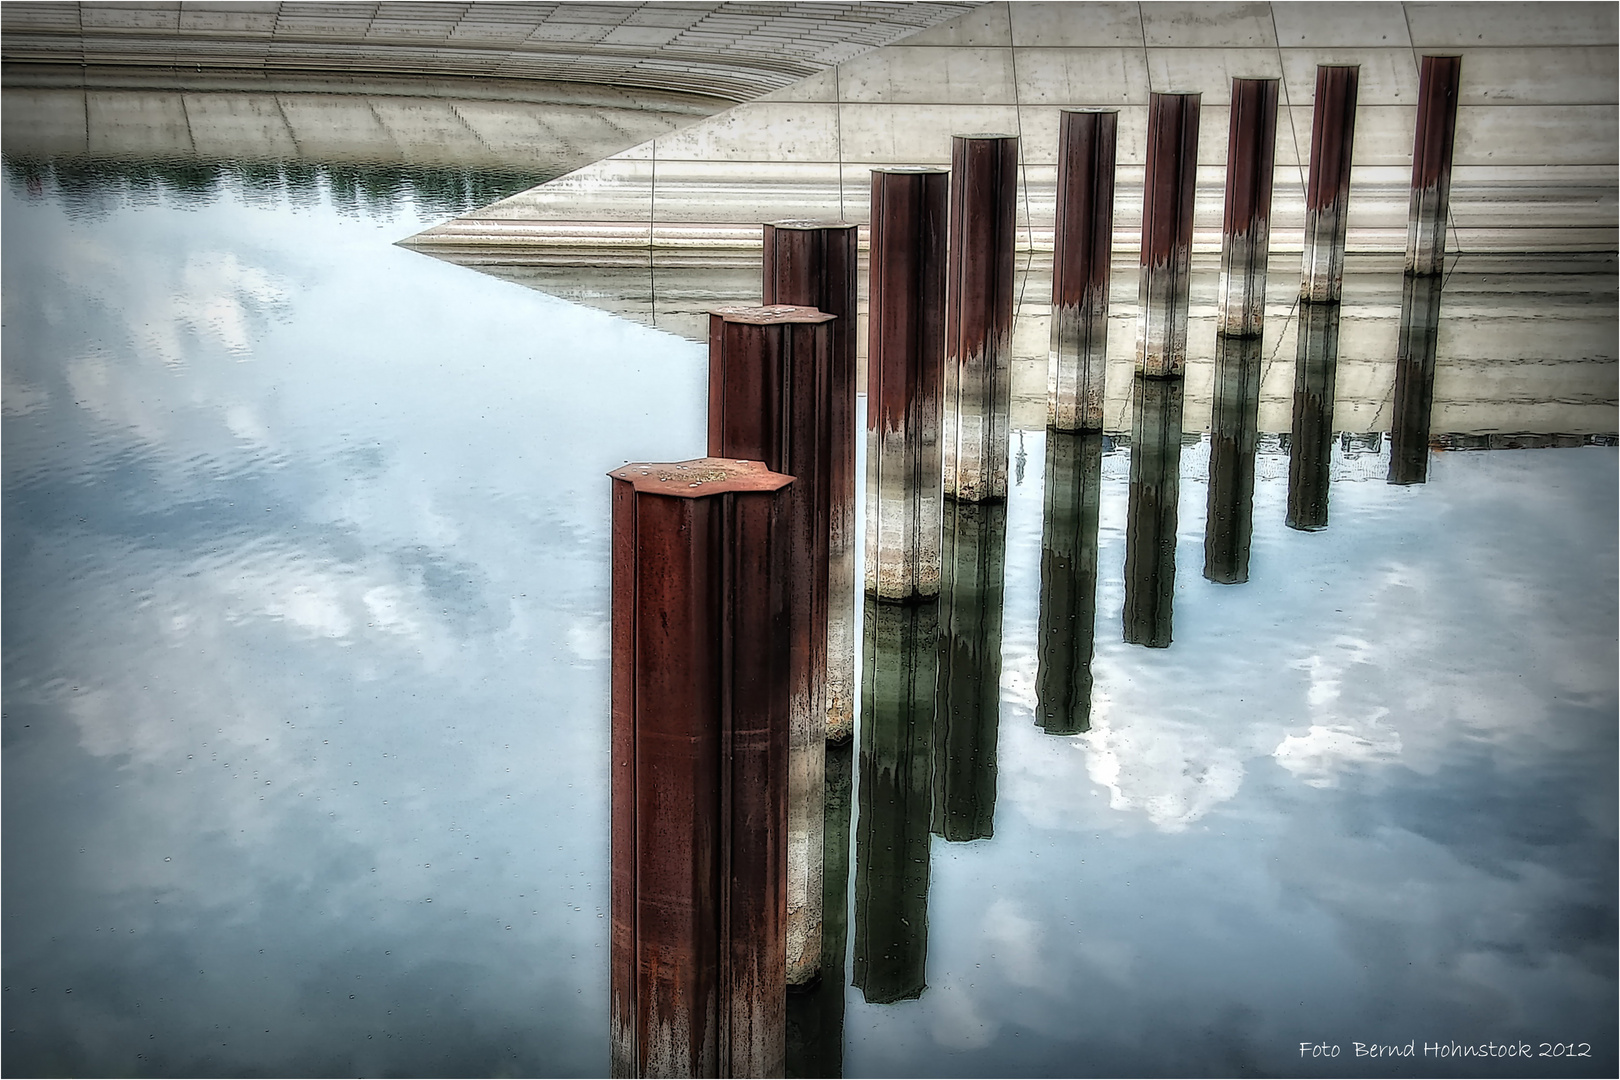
left=1124, top=375, right=1183, bottom=648
left=853, top=599, right=939, bottom=1005
left=1287, top=301, right=1342, bottom=531
left=1038, top=431, right=1104, bottom=734
left=1389, top=274, right=1446, bottom=485
left=934, top=499, right=1007, bottom=839
left=1205, top=335, right=1264, bottom=584
left=786, top=738, right=853, bottom=1078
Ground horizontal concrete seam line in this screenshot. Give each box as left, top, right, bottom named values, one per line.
left=5, top=22, right=940, bottom=42
left=891, top=43, right=1619, bottom=50
left=1, top=38, right=851, bottom=66
left=400, top=235, right=1612, bottom=253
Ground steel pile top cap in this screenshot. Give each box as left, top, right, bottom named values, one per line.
left=610, top=457, right=794, bottom=496
left=708, top=304, right=836, bottom=325
left=767, top=219, right=855, bottom=230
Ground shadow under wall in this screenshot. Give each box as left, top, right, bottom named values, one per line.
left=852, top=599, right=938, bottom=1006
left=1389, top=273, right=1446, bottom=485
left=1124, top=375, right=1184, bottom=648
left=1037, top=431, right=1104, bottom=734
left=934, top=499, right=1008, bottom=842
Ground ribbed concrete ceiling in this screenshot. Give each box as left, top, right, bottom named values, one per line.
left=0, top=1, right=979, bottom=103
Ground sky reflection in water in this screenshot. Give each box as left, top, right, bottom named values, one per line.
left=3, top=161, right=1616, bottom=1078
left=3, top=162, right=702, bottom=1077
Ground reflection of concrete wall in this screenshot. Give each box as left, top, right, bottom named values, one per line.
left=0, top=2, right=973, bottom=103
left=446, top=250, right=1617, bottom=436
left=417, top=2, right=1617, bottom=254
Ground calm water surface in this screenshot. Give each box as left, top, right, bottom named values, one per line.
left=3, top=160, right=1615, bottom=1077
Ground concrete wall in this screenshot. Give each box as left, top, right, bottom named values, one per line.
left=1, top=76, right=700, bottom=174
left=0, top=1, right=975, bottom=103
left=414, top=1, right=1618, bottom=255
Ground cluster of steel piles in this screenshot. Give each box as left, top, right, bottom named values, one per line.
left=608, top=55, right=1462, bottom=1079
left=612, top=276, right=857, bottom=1071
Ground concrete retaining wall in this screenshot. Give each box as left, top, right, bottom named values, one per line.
left=0, top=1, right=975, bottom=103
left=412, top=1, right=1618, bottom=255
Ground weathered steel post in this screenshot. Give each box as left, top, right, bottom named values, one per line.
left=933, top=498, right=1007, bottom=841
left=1049, top=110, right=1117, bottom=432
left=1137, top=92, right=1200, bottom=378
left=610, top=457, right=794, bottom=1079
left=866, top=167, right=949, bottom=603
left=853, top=598, right=938, bottom=1004
left=762, top=221, right=860, bottom=745
left=1300, top=65, right=1359, bottom=303
left=1389, top=273, right=1445, bottom=485
left=1286, top=302, right=1342, bottom=530
left=707, top=304, right=835, bottom=988
left=1123, top=375, right=1184, bottom=648
left=1218, top=78, right=1279, bottom=337
left=1037, top=430, right=1104, bottom=734
left=943, top=133, right=1019, bottom=501
left=1204, top=335, right=1264, bottom=584
left=1406, top=55, right=1462, bottom=277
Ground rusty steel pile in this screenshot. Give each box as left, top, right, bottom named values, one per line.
left=607, top=57, right=1461, bottom=1078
